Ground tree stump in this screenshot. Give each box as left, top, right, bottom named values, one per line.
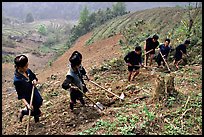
left=165, top=74, right=178, bottom=97
left=153, top=74, right=177, bottom=101
left=153, top=75, right=165, bottom=100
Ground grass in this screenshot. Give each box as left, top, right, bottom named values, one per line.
left=2, top=55, right=15, bottom=63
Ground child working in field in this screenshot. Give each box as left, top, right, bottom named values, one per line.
left=124, top=46, right=143, bottom=82
left=173, top=40, right=190, bottom=70
left=62, top=54, right=86, bottom=112
left=13, top=55, right=43, bottom=123
left=156, top=38, right=171, bottom=68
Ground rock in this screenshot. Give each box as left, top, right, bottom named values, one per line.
left=51, top=74, right=57, bottom=80
left=6, top=87, right=16, bottom=93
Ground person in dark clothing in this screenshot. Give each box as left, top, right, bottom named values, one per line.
left=70, top=51, right=89, bottom=93
left=173, top=40, right=190, bottom=70
left=13, top=55, right=43, bottom=123
left=71, top=51, right=89, bottom=80
left=144, top=34, right=159, bottom=66
left=62, top=54, right=86, bottom=112
left=124, top=46, right=143, bottom=82
left=156, top=38, right=171, bottom=67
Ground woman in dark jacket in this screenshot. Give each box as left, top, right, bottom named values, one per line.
left=13, top=55, right=43, bottom=123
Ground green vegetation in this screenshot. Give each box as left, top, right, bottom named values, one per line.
left=66, top=2, right=128, bottom=48
left=37, top=24, right=47, bottom=36
left=2, top=54, right=15, bottom=63
left=85, top=6, right=202, bottom=65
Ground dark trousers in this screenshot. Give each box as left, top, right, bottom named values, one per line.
left=69, top=88, right=85, bottom=110
left=156, top=54, right=166, bottom=66
left=21, top=104, right=41, bottom=122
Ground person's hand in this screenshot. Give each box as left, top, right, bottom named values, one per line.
left=70, top=86, right=78, bottom=90
left=84, top=75, right=90, bottom=81
left=32, top=79, right=38, bottom=86
left=127, top=63, right=132, bottom=66
left=26, top=104, right=33, bottom=111
left=140, top=64, right=144, bottom=67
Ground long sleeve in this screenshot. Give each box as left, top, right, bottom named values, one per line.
left=62, top=75, right=73, bottom=90
left=14, top=81, right=26, bottom=100
left=28, top=69, right=38, bottom=81
left=80, top=66, right=86, bottom=76
left=124, top=53, right=130, bottom=63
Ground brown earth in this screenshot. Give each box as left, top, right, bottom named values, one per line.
left=2, top=31, right=202, bottom=135
left=2, top=32, right=127, bottom=135
left=37, top=32, right=125, bottom=83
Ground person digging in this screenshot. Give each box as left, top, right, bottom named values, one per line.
left=173, top=40, right=190, bottom=70
left=144, top=34, right=159, bottom=66
left=62, top=54, right=86, bottom=112
left=70, top=51, right=89, bottom=92
left=124, top=46, right=143, bottom=82
left=13, top=55, right=43, bottom=123
left=156, top=38, right=171, bottom=68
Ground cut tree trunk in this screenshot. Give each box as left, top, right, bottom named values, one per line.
left=154, top=74, right=177, bottom=101
left=165, top=74, right=178, bottom=97
left=153, top=76, right=165, bottom=100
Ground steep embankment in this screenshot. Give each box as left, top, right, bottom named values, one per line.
left=37, top=32, right=125, bottom=83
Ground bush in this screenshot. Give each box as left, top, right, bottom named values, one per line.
left=37, top=24, right=47, bottom=36
left=2, top=55, right=14, bottom=63
left=43, top=34, right=58, bottom=47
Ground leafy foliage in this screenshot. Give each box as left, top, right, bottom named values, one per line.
left=66, top=2, right=128, bottom=48
left=37, top=24, right=47, bottom=36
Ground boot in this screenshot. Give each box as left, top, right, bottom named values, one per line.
left=34, top=116, right=40, bottom=123
left=79, top=98, right=85, bottom=106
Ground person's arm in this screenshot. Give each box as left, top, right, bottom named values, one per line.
left=144, top=41, right=146, bottom=51
left=14, top=81, right=33, bottom=110
left=157, top=44, right=162, bottom=51
left=28, top=69, right=39, bottom=86
left=22, top=98, right=32, bottom=110
left=183, top=46, right=187, bottom=54
left=124, top=53, right=132, bottom=66
left=62, top=75, right=73, bottom=90
left=80, top=66, right=86, bottom=75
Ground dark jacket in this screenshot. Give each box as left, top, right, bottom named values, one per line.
left=13, top=69, right=43, bottom=107
left=174, top=44, right=187, bottom=60
left=145, top=38, right=159, bottom=54
left=124, top=51, right=142, bottom=65
left=159, top=44, right=171, bottom=57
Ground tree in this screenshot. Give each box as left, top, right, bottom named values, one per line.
left=25, top=13, right=34, bottom=23
left=37, top=24, right=47, bottom=36
left=112, top=2, right=126, bottom=17
left=186, top=2, right=201, bottom=38
left=79, top=6, right=89, bottom=25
